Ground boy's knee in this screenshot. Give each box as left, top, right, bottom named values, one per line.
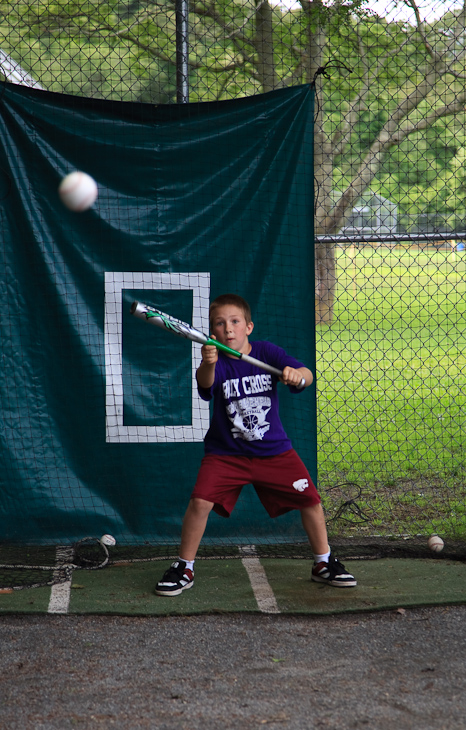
left=189, top=497, right=214, bottom=516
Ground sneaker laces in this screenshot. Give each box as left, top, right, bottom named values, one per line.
left=328, top=556, right=347, bottom=576
left=162, top=562, right=187, bottom=581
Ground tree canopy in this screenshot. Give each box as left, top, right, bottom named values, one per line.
left=1, top=0, right=465, bottom=321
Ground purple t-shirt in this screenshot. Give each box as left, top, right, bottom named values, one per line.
left=197, top=340, right=305, bottom=457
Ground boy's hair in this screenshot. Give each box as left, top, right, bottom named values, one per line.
left=209, top=294, right=252, bottom=328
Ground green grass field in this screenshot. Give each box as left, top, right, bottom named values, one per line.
left=316, top=246, right=466, bottom=540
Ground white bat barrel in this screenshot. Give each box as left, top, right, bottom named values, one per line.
left=130, top=301, right=208, bottom=344
left=130, top=301, right=152, bottom=320
left=130, top=301, right=306, bottom=388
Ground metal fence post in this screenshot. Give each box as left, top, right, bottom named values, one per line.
left=176, top=0, right=189, bottom=104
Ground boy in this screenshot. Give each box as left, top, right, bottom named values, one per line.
left=155, top=294, right=356, bottom=596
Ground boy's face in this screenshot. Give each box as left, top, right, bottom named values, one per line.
left=210, top=304, right=254, bottom=354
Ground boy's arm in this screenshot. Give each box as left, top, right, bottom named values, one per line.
left=196, top=341, right=218, bottom=389
left=280, top=366, right=313, bottom=388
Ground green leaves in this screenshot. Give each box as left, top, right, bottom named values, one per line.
left=1, top=1, right=464, bottom=223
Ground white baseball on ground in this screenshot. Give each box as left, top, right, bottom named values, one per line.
left=58, top=171, right=98, bottom=211
left=100, top=534, right=116, bottom=547
left=427, top=535, right=444, bottom=553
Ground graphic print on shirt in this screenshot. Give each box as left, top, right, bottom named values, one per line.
left=226, top=396, right=272, bottom=441
left=223, top=373, right=273, bottom=442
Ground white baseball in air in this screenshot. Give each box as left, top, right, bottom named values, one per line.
left=100, top=534, right=116, bottom=547
left=58, top=171, right=98, bottom=211
left=427, top=534, right=444, bottom=553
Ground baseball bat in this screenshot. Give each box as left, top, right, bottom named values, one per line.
left=130, top=301, right=305, bottom=387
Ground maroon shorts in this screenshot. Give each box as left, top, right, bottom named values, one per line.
left=191, top=449, right=321, bottom=518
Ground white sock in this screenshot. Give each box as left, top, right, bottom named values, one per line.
left=313, top=549, right=331, bottom=565
left=179, top=557, right=194, bottom=572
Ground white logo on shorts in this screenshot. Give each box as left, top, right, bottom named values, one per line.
left=293, top=478, right=309, bottom=492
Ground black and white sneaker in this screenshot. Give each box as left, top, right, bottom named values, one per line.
left=155, top=560, right=194, bottom=597
left=311, top=554, right=357, bottom=587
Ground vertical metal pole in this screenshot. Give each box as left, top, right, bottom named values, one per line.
left=176, top=0, right=189, bottom=103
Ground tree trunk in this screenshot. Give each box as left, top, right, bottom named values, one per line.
left=254, top=0, right=279, bottom=93
left=301, top=1, right=335, bottom=324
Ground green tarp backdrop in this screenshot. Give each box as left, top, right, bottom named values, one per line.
left=0, top=82, right=315, bottom=545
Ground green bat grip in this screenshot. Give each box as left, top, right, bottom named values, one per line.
left=205, top=337, right=243, bottom=358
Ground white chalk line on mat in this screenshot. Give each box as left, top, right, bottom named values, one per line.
left=47, top=544, right=280, bottom=614
left=239, top=545, right=280, bottom=614
left=47, top=546, right=74, bottom=614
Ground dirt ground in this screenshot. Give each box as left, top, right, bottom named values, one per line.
left=1, top=605, right=465, bottom=730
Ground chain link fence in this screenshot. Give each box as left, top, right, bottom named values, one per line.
left=1, top=0, right=465, bottom=546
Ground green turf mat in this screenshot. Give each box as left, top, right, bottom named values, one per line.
left=0, top=585, right=52, bottom=614
left=263, top=558, right=466, bottom=614
left=69, top=561, right=259, bottom=615
left=1, top=558, right=465, bottom=615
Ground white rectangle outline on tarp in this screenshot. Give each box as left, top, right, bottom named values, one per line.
left=104, top=272, right=211, bottom=443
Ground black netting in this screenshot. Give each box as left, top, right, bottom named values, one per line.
left=1, top=1, right=465, bottom=587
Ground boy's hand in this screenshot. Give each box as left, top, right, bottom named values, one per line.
left=197, top=337, right=218, bottom=389
left=280, top=366, right=313, bottom=388
left=201, top=336, right=219, bottom=365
